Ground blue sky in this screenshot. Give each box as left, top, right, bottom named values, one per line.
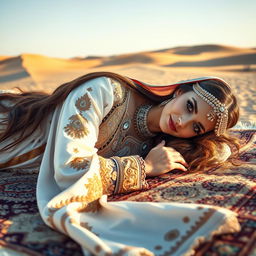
left=0, top=0, right=255, bottom=58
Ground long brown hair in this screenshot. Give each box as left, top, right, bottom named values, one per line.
left=0, top=72, right=240, bottom=172
left=0, top=72, right=133, bottom=151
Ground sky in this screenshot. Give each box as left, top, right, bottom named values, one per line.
left=0, top=0, right=255, bottom=58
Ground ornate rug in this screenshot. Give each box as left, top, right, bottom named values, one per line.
left=0, top=129, right=255, bottom=256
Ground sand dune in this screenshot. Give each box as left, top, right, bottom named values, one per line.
left=96, top=45, right=256, bottom=67
left=0, top=56, right=13, bottom=61
left=166, top=53, right=256, bottom=67
left=0, top=56, right=36, bottom=90
left=0, top=44, right=255, bottom=122
left=157, top=44, right=241, bottom=55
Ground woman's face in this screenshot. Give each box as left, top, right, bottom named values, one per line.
left=159, top=90, right=216, bottom=138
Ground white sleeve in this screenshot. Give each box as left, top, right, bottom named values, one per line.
left=53, top=76, right=148, bottom=193
left=54, top=77, right=114, bottom=190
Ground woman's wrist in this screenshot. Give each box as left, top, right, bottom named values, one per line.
left=144, top=160, right=153, bottom=177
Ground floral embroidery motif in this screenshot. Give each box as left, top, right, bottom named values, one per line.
left=64, top=114, right=89, bottom=138
left=99, top=157, right=117, bottom=194
left=69, top=157, right=90, bottom=171
left=76, top=174, right=103, bottom=213
left=75, top=93, right=91, bottom=112
left=84, top=174, right=103, bottom=205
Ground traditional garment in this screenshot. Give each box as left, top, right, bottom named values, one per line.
left=0, top=75, right=240, bottom=256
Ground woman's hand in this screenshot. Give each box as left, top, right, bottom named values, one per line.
left=144, top=140, right=188, bottom=177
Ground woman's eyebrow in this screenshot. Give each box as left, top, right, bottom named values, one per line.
left=192, top=97, right=207, bottom=133
left=198, top=122, right=206, bottom=133
left=192, top=97, right=198, bottom=114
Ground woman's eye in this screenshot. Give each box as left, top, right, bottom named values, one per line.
left=193, top=123, right=201, bottom=135
left=187, top=100, right=193, bottom=112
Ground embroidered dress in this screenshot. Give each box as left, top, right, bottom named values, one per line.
left=0, top=77, right=240, bottom=256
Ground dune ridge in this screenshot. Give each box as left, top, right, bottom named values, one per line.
left=0, top=44, right=255, bottom=122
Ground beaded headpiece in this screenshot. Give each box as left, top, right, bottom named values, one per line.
left=193, top=83, right=228, bottom=136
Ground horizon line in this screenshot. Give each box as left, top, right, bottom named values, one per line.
left=1, top=43, right=255, bottom=60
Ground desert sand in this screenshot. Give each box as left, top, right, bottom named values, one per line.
left=0, top=44, right=255, bottom=124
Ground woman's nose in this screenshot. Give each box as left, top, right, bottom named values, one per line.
left=176, top=116, right=190, bottom=128
left=176, top=117, right=183, bottom=127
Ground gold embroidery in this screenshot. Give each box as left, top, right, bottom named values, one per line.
left=111, top=170, right=117, bottom=180
left=73, top=148, right=79, bottom=153
left=80, top=222, right=99, bottom=236
left=95, top=82, right=129, bottom=151
left=48, top=174, right=104, bottom=232
left=113, top=156, right=147, bottom=194
left=164, top=229, right=180, bottom=241
left=99, top=156, right=117, bottom=194
left=112, top=247, right=154, bottom=256
left=95, top=245, right=102, bottom=253
left=84, top=174, right=103, bottom=205
left=60, top=212, right=69, bottom=234
left=122, top=157, right=140, bottom=192
left=163, top=208, right=216, bottom=255
left=0, top=143, right=46, bottom=169
left=69, top=157, right=90, bottom=171
left=50, top=175, right=102, bottom=210
left=80, top=221, right=93, bottom=231
left=183, top=216, right=190, bottom=223
left=64, top=114, right=89, bottom=138
left=75, top=93, right=91, bottom=112
left=110, top=78, right=124, bottom=104
left=83, top=200, right=101, bottom=213
left=96, top=105, right=126, bottom=150
left=0, top=220, right=12, bottom=235
left=76, top=173, right=104, bottom=213
left=47, top=208, right=59, bottom=230
left=155, top=245, right=162, bottom=250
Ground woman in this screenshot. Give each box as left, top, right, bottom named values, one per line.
left=0, top=72, right=240, bottom=256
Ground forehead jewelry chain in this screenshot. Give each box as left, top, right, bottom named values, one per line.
left=193, top=83, right=228, bottom=136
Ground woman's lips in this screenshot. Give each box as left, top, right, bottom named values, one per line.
left=169, top=116, right=177, bottom=132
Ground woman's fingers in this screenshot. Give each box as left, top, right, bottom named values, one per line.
left=173, top=155, right=188, bottom=168
left=171, top=162, right=188, bottom=172
left=154, top=140, right=165, bottom=149
left=145, top=143, right=189, bottom=177
left=165, top=147, right=188, bottom=167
